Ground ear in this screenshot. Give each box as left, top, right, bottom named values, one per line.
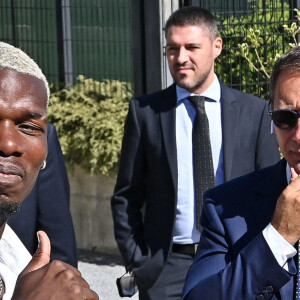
left=213, top=37, right=223, bottom=59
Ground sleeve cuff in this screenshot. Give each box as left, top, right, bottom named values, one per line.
left=262, top=223, right=296, bottom=271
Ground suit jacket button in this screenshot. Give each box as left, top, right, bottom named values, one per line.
left=266, top=286, right=273, bottom=293
left=256, top=294, right=264, bottom=300
left=261, top=290, right=269, bottom=297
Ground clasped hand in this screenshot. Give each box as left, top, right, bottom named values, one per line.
left=272, top=167, right=300, bottom=246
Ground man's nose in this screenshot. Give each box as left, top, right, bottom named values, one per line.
left=177, top=47, right=189, bottom=64
left=0, top=121, right=23, bottom=157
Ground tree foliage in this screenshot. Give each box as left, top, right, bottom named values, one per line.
left=48, top=75, right=131, bottom=176
left=216, top=0, right=298, bottom=98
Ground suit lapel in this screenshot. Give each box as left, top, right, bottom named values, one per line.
left=160, top=83, right=241, bottom=186
left=159, top=84, right=178, bottom=189
left=250, top=159, right=289, bottom=300
left=221, top=83, right=240, bottom=181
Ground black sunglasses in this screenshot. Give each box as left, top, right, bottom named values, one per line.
left=269, top=109, right=300, bottom=129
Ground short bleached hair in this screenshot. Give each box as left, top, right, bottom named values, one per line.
left=0, top=42, right=50, bottom=104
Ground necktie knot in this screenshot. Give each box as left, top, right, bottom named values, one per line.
left=188, top=96, right=205, bottom=110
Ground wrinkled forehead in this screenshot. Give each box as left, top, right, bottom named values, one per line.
left=272, top=69, right=300, bottom=109
left=274, top=68, right=300, bottom=92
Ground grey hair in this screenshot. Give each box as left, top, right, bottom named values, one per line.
left=0, top=42, right=50, bottom=104
left=270, top=46, right=300, bottom=108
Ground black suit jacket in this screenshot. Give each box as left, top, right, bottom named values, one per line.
left=182, top=159, right=293, bottom=300
left=111, top=83, right=280, bottom=289
left=8, top=124, right=78, bottom=267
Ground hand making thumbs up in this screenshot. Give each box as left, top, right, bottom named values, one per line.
left=11, top=231, right=99, bottom=300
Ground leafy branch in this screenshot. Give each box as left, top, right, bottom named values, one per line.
left=283, top=8, right=300, bottom=47
left=238, top=8, right=300, bottom=79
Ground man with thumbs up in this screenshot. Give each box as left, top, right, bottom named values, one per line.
left=0, top=42, right=98, bottom=300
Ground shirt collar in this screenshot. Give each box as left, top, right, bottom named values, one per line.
left=286, top=162, right=299, bottom=184
left=176, top=74, right=221, bottom=104
left=286, top=163, right=291, bottom=184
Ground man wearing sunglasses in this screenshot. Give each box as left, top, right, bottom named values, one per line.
left=182, top=45, right=300, bottom=300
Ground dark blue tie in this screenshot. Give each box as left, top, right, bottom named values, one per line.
left=189, top=96, right=215, bottom=231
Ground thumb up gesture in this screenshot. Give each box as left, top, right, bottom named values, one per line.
left=11, top=231, right=99, bottom=300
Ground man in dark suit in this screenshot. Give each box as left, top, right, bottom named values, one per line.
left=8, top=123, right=77, bottom=267
left=182, top=46, right=300, bottom=300
left=111, top=7, right=280, bottom=299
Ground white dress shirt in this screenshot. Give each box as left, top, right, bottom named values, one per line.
left=173, top=75, right=224, bottom=244
left=0, top=224, right=31, bottom=300
left=262, top=163, right=297, bottom=271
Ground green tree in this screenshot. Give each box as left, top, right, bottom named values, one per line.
left=216, top=0, right=298, bottom=98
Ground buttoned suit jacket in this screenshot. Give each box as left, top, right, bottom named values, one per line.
left=111, top=83, right=280, bottom=289
left=8, top=124, right=78, bottom=267
left=182, top=159, right=295, bottom=300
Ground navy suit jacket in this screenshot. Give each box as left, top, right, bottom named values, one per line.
left=111, top=83, right=280, bottom=289
left=182, top=159, right=296, bottom=300
left=8, top=124, right=78, bottom=267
